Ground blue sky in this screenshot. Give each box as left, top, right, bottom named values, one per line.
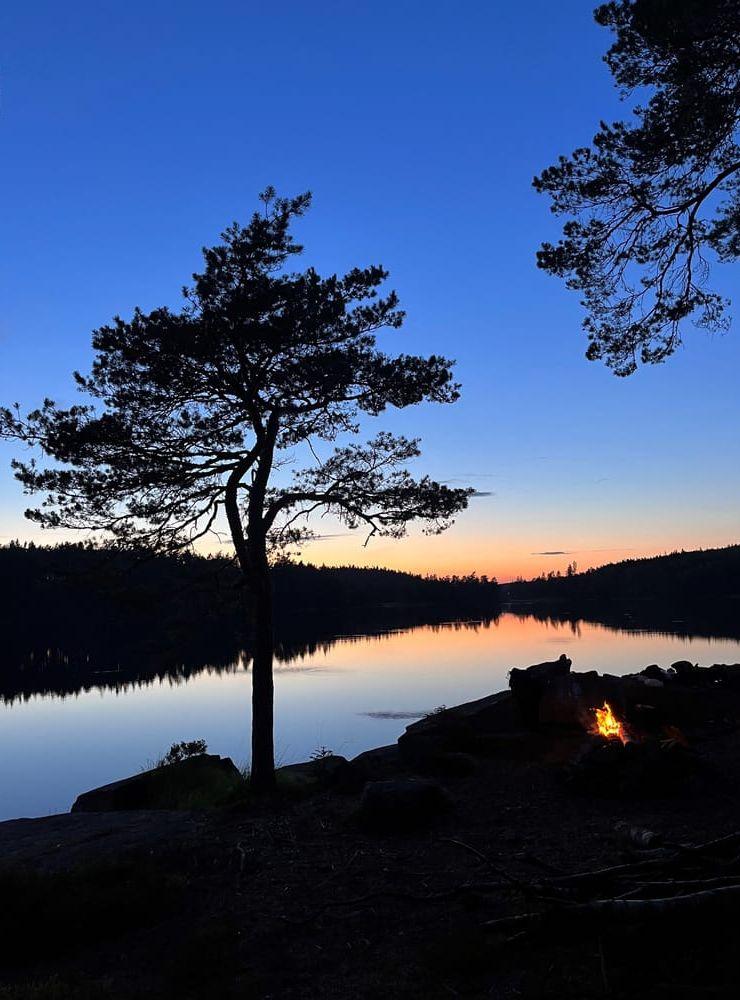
left=1, top=1, right=738, bottom=580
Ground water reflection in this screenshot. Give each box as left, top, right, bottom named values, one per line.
left=511, top=601, right=740, bottom=644
left=3, top=602, right=740, bottom=706
left=0, top=606, right=498, bottom=704
left=2, top=606, right=740, bottom=820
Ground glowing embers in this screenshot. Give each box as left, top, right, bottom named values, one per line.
left=590, top=701, right=629, bottom=744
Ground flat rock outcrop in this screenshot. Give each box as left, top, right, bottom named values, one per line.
left=398, top=690, right=522, bottom=762
left=0, top=811, right=206, bottom=872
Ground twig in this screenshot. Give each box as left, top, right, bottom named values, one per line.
left=440, top=837, right=539, bottom=894
left=633, top=875, right=740, bottom=892
left=441, top=837, right=491, bottom=866
left=312, top=848, right=360, bottom=890
left=547, top=853, right=676, bottom=888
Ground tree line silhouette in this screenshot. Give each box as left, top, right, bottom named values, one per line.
left=503, top=544, right=740, bottom=609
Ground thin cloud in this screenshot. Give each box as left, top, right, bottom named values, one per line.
left=443, top=474, right=499, bottom=483
left=359, top=710, right=427, bottom=720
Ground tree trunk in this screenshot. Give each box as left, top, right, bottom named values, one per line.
left=249, top=564, right=276, bottom=792
left=223, top=418, right=280, bottom=793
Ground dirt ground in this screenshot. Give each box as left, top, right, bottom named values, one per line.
left=2, top=715, right=740, bottom=1000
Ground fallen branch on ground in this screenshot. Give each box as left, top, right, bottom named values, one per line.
left=484, top=883, right=740, bottom=936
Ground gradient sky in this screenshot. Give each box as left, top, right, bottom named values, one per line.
left=1, top=1, right=738, bottom=582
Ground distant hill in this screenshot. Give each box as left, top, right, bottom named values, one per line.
left=502, top=545, right=740, bottom=608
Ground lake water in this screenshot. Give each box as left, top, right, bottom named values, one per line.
left=2, top=610, right=739, bottom=821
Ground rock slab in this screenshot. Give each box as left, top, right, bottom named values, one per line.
left=398, top=690, right=521, bottom=761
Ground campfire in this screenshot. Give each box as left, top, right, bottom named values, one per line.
left=590, top=701, right=629, bottom=744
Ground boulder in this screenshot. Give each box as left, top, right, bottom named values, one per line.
left=71, top=755, right=244, bottom=812
left=357, top=778, right=451, bottom=833
left=509, top=654, right=572, bottom=725
left=342, top=745, right=405, bottom=790
left=641, top=664, right=674, bottom=682
left=671, top=660, right=699, bottom=679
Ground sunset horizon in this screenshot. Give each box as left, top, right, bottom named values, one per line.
left=2, top=5, right=739, bottom=585
left=2, top=526, right=738, bottom=585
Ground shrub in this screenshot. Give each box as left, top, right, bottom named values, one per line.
left=157, top=739, right=208, bottom=767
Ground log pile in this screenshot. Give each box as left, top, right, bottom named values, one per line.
left=484, top=830, right=740, bottom=939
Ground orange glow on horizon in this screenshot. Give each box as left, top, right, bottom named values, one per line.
left=285, top=537, right=652, bottom=584
left=196, top=531, right=730, bottom=584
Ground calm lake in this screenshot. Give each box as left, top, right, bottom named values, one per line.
left=2, top=609, right=740, bottom=821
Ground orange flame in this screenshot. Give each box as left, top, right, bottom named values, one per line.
left=592, top=701, right=628, bottom=744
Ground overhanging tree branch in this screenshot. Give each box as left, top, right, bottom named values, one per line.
left=534, top=0, right=740, bottom=375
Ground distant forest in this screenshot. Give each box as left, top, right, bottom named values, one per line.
left=503, top=545, right=740, bottom=608
left=0, top=542, right=499, bottom=689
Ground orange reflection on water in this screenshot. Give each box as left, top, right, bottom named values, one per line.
left=300, top=611, right=732, bottom=687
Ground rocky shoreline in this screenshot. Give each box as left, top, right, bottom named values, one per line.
left=3, top=654, right=740, bottom=998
